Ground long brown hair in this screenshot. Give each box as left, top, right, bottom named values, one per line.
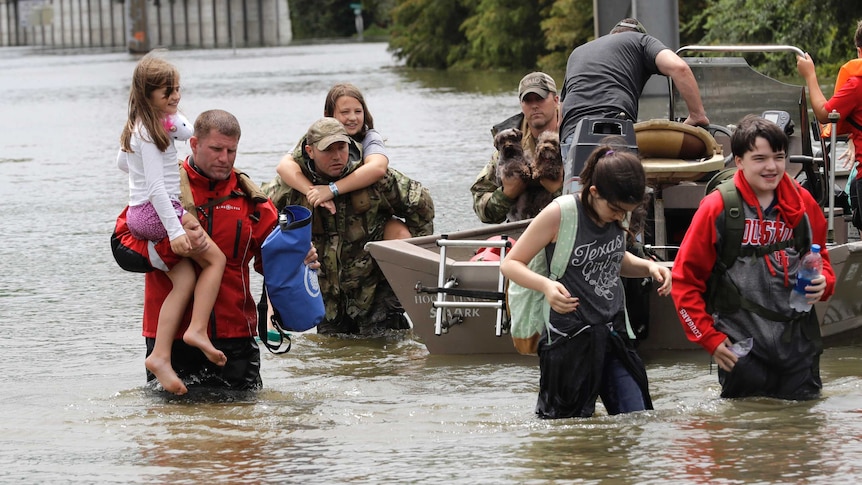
left=580, top=144, right=647, bottom=236
left=323, top=83, right=374, bottom=140
left=119, top=51, right=179, bottom=153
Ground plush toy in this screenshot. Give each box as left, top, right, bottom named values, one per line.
left=162, top=112, right=193, bottom=141
left=118, top=113, right=193, bottom=173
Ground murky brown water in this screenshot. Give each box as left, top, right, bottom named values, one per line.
left=2, top=42, right=862, bottom=483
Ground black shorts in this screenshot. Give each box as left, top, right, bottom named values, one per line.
left=145, top=337, right=262, bottom=391
left=535, top=323, right=652, bottom=419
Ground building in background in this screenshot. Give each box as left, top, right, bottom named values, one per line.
left=0, top=0, right=292, bottom=50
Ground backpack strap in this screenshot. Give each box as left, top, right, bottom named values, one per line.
left=535, top=194, right=578, bottom=346
left=848, top=117, right=862, bottom=132
left=717, top=179, right=812, bottom=263
left=234, top=169, right=269, bottom=204
left=547, top=194, right=640, bottom=340
left=716, top=180, right=744, bottom=273
left=178, top=161, right=197, bottom=214
left=548, top=194, right=578, bottom=279
left=739, top=222, right=809, bottom=258
left=795, top=214, right=812, bottom=256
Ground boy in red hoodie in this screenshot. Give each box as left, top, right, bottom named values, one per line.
left=671, top=115, right=835, bottom=400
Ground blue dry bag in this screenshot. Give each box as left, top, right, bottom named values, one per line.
left=261, top=205, right=325, bottom=332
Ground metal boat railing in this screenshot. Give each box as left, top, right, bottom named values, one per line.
left=669, top=45, right=806, bottom=125
left=670, top=44, right=840, bottom=243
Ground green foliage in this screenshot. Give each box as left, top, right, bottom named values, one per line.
left=390, top=0, right=573, bottom=71
left=456, top=0, right=546, bottom=70
left=385, top=0, right=862, bottom=78
left=365, top=0, right=397, bottom=29
left=687, top=0, right=862, bottom=80
left=538, top=0, right=592, bottom=72
left=389, top=0, right=473, bottom=69
left=288, top=0, right=357, bottom=40
left=289, top=0, right=395, bottom=40
left=678, top=0, right=709, bottom=45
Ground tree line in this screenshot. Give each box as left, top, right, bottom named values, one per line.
left=288, top=0, right=395, bottom=40
left=390, top=0, right=862, bottom=77
left=288, top=0, right=862, bottom=80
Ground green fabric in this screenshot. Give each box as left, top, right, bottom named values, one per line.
left=507, top=194, right=578, bottom=354
left=262, top=139, right=435, bottom=329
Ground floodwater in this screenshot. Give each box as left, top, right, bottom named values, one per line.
left=2, top=42, right=862, bottom=483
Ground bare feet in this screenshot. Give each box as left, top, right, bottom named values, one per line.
left=145, top=354, right=188, bottom=395
left=183, top=328, right=227, bottom=366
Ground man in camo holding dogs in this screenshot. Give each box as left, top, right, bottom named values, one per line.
left=471, top=72, right=564, bottom=223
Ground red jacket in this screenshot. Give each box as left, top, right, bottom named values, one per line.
left=671, top=171, right=836, bottom=353
left=138, top=158, right=277, bottom=339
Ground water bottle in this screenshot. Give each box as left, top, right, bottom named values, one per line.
left=729, top=337, right=753, bottom=358
left=788, top=244, right=823, bottom=313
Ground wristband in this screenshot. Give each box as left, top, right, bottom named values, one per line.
left=329, top=182, right=340, bottom=197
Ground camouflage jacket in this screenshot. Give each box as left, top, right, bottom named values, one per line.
left=263, top=138, right=435, bottom=324
left=470, top=113, right=560, bottom=223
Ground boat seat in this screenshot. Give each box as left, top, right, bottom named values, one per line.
left=635, top=119, right=726, bottom=185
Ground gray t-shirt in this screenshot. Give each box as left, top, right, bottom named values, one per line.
left=559, top=32, right=667, bottom=141
left=547, top=197, right=626, bottom=336
left=361, top=129, right=387, bottom=159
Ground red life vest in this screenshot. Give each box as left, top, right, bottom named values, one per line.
left=469, top=235, right=517, bottom=262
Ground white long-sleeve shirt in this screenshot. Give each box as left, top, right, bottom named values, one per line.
left=118, top=121, right=185, bottom=241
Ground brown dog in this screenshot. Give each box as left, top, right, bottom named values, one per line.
left=531, top=131, right=562, bottom=182
left=494, top=128, right=531, bottom=184
left=493, top=128, right=563, bottom=221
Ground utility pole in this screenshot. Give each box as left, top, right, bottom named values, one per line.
left=593, top=0, right=679, bottom=96
left=126, top=0, right=149, bottom=53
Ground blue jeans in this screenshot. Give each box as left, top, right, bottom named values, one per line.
left=560, top=133, right=574, bottom=162
left=600, top=352, right=646, bottom=415
left=535, top=324, right=650, bottom=418
left=560, top=133, right=581, bottom=194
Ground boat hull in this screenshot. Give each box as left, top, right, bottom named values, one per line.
left=817, top=242, right=862, bottom=345
left=367, top=222, right=701, bottom=355
left=368, top=224, right=862, bottom=355
left=368, top=222, right=529, bottom=355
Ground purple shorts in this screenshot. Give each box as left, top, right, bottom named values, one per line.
left=127, top=200, right=185, bottom=242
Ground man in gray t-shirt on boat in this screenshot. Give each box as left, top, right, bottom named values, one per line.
left=559, top=17, right=710, bottom=161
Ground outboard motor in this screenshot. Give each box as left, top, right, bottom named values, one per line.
left=563, top=118, right=638, bottom=194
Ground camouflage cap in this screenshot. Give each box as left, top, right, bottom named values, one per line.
left=306, top=117, right=351, bottom=150
left=518, top=72, right=557, bottom=102
left=612, top=18, right=648, bottom=35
